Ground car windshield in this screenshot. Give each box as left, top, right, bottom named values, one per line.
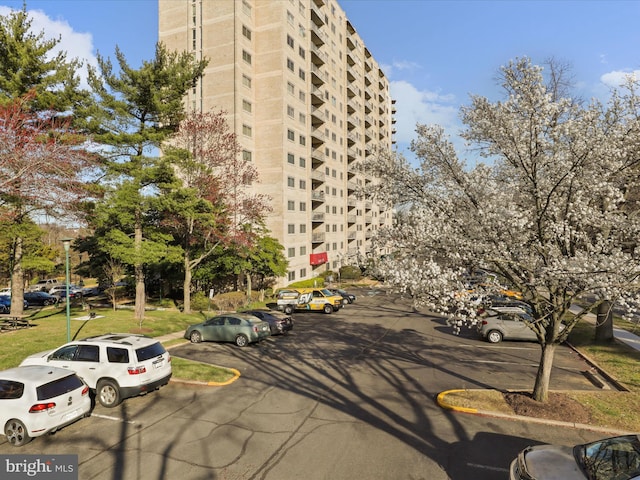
left=575, top=435, right=640, bottom=480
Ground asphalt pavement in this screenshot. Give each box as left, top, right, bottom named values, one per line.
left=158, top=303, right=640, bottom=436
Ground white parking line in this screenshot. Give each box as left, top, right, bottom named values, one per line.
left=91, top=413, right=136, bottom=424
left=467, top=462, right=509, bottom=473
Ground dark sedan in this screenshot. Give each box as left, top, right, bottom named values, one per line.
left=329, top=288, right=356, bottom=304
left=244, top=310, right=294, bottom=335
left=0, top=296, right=29, bottom=313
left=23, top=291, right=59, bottom=306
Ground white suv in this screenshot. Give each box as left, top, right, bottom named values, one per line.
left=20, top=334, right=172, bottom=408
left=0, top=365, right=91, bottom=446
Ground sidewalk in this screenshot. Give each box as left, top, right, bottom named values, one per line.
left=569, top=305, right=640, bottom=352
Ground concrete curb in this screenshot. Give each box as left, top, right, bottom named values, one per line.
left=162, top=335, right=241, bottom=386
left=436, top=389, right=634, bottom=436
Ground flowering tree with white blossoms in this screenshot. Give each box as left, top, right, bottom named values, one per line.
left=364, top=58, right=640, bottom=402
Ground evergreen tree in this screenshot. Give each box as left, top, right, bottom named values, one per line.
left=85, top=44, right=207, bottom=321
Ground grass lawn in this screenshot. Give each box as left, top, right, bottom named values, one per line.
left=0, top=304, right=237, bottom=383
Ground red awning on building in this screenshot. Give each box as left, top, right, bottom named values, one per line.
left=309, top=252, right=328, bottom=265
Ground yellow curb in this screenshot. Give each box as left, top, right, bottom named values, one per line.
left=207, top=368, right=241, bottom=386
left=436, top=389, right=478, bottom=414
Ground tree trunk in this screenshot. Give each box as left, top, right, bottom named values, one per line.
left=10, top=236, right=24, bottom=316
left=595, top=300, right=614, bottom=343
left=532, top=342, right=557, bottom=402
left=134, top=223, right=145, bottom=323
left=183, top=252, right=192, bottom=314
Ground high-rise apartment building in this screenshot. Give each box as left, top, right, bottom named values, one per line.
left=158, top=0, right=396, bottom=285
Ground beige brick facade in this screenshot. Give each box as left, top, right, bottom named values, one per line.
left=159, top=0, right=395, bottom=285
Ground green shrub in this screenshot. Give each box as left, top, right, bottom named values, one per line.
left=190, top=291, right=215, bottom=312
left=339, top=265, right=361, bottom=280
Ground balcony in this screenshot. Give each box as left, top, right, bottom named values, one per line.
left=312, top=211, right=325, bottom=222
left=310, top=3, right=324, bottom=27
left=312, top=232, right=325, bottom=244
left=347, top=214, right=357, bottom=224
left=311, top=190, right=325, bottom=203
left=311, top=129, right=325, bottom=146
left=311, top=106, right=325, bottom=126
left=311, top=65, right=326, bottom=86
left=310, top=85, right=324, bottom=106
left=310, top=169, right=325, bottom=184
left=310, top=44, right=327, bottom=66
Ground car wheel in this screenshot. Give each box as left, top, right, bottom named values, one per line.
left=323, top=304, right=333, bottom=314
left=235, top=334, right=249, bottom=347
left=97, top=379, right=121, bottom=408
left=44, top=300, right=52, bottom=306
left=5, top=419, right=31, bottom=447
left=487, top=330, right=503, bottom=343
left=284, top=305, right=293, bottom=315
left=189, top=330, right=202, bottom=343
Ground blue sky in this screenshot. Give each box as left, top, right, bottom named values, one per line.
left=2, top=0, right=639, bottom=161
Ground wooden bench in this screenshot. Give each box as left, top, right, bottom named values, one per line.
left=0, top=314, right=30, bottom=331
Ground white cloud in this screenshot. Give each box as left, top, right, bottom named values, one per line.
left=389, top=80, right=460, bottom=145
left=600, top=69, right=640, bottom=88
left=0, top=6, right=96, bottom=87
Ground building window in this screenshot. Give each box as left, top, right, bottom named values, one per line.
left=287, top=105, right=295, bottom=118
left=300, top=246, right=306, bottom=256
left=299, top=46, right=305, bottom=58
left=298, top=91, right=305, bottom=102
left=298, top=69, right=305, bottom=81
left=242, top=124, right=252, bottom=137
left=242, top=50, right=252, bottom=64
left=287, top=58, right=294, bottom=71
left=287, top=82, right=295, bottom=95
left=299, top=157, right=306, bottom=167
left=288, top=224, right=295, bottom=234
left=299, top=113, right=306, bottom=124
left=288, top=200, right=295, bottom=211
left=242, top=100, right=252, bottom=113
left=287, top=247, right=295, bottom=258
left=287, top=11, right=294, bottom=25
left=300, top=268, right=307, bottom=278
left=242, top=150, right=252, bottom=162
left=288, top=271, right=296, bottom=281
left=288, top=153, right=295, bottom=164
left=299, top=202, right=306, bottom=211
left=287, top=129, right=295, bottom=141
left=299, top=135, right=306, bottom=146
left=242, top=25, right=252, bottom=40
left=299, top=179, right=306, bottom=189
left=287, top=35, right=294, bottom=48
left=300, top=224, right=306, bottom=234
left=287, top=176, right=295, bottom=188
left=242, top=74, right=252, bottom=88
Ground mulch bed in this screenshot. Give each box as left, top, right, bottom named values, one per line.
left=504, top=391, right=592, bottom=424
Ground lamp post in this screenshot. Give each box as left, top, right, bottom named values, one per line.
left=61, top=238, right=72, bottom=342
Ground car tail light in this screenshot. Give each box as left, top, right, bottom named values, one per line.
left=481, top=320, right=488, bottom=326
left=82, top=386, right=89, bottom=396
left=127, top=366, right=147, bottom=375
left=29, top=402, right=56, bottom=413
left=253, top=326, right=259, bottom=332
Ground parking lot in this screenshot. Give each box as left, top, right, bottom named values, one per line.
left=0, top=288, right=607, bottom=479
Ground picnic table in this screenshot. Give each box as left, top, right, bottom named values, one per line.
left=0, top=314, right=31, bottom=331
